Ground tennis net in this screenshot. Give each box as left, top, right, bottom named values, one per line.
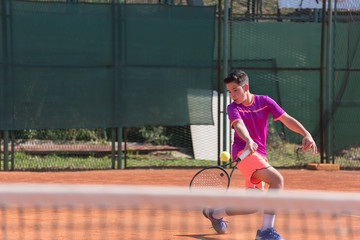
left=0, top=184, right=359, bottom=240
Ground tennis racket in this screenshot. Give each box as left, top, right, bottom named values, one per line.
left=189, top=148, right=252, bottom=192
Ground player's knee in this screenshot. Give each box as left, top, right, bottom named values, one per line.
left=241, top=187, right=262, bottom=214
left=271, top=174, right=284, bottom=190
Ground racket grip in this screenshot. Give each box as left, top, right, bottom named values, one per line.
left=238, top=149, right=250, bottom=160
left=238, top=142, right=258, bottom=160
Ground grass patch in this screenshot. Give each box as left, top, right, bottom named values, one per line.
left=9, top=152, right=112, bottom=171
left=267, top=142, right=320, bottom=168
left=125, top=157, right=214, bottom=168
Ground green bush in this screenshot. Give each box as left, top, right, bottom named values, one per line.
left=139, top=126, right=170, bottom=145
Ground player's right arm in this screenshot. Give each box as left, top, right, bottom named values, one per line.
left=279, top=113, right=317, bottom=154
left=232, top=119, right=258, bottom=154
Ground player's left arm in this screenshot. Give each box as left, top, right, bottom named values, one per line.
left=279, top=113, right=318, bottom=154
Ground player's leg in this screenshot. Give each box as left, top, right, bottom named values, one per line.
left=202, top=151, right=266, bottom=234
left=202, top=207, right=228, bottom=234
left=228, top=151, right=284, bottom=239
left=253, top=167, right=284, bottom=240
left=202, top=152, right=283, bottom=236
left=202, top=151, right=264, bottom=234
left=222, top=182, right=263, bottom=216
left=252, top=167, right=283, bottom=191
left=222, top=152, right=270, bottom=216
left=208, top=151, right=268, bottom=216
left=202, top=191, right=256, bottom=234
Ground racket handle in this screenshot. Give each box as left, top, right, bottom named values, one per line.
left=238, top=142, right=258, bottom=160
left=235, top=143, right=258, bottom=162
left=238, top=149, right=250, bottom=160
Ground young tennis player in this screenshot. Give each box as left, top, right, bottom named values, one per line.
left=203, top=70, right=317, bottom=239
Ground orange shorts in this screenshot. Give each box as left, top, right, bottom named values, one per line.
left=235, top=150, right=271, bottom=190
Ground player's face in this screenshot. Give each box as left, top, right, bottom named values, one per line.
left=226, top=82, right=247, bottom=105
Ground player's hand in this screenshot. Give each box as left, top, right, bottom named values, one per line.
left=302, top=134, right=317, bottom=154
left=245, top=140, right=258, bottom=155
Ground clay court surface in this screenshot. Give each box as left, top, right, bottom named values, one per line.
left=1, top=169, right=360, bottom=239
left=2, top=169, right=360, bottom=191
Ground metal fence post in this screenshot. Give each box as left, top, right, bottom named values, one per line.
left=117, top=127, right=122, bottom=169
left=223, top=0, right=230, bottom=158
left=11, top=131, right=14, bottom=170
left=325, top=0, right=334, bottom=164
left=3, top=131, right=9, bottom=171
left=111, top=128, right=116, bottom=169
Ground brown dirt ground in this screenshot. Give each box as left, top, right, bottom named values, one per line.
left=1, top=169, right=360, bottom=191
left=1, top=169, right=359, bottom=240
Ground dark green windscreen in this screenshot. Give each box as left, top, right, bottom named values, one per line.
left=0, top=1, right=216, bottom=130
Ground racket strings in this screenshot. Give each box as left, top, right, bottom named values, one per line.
left=191, top=168, right=229, bottom=191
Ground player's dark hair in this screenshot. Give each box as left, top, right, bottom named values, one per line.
left=223, top=71, right=249, bottom=86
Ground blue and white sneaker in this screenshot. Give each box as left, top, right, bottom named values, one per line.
left=202, top=208, right=228, bottom=234
left=255, top=227, right=284, bottom=240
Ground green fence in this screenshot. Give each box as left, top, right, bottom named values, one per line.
left=1, top=0, right=359, bottom=171
left=0, top=1, right=215, bottom=129
left=0, top=0, right=217, bottom=170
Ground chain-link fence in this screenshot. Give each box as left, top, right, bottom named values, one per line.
left=0, top=127, right=210, bottom=171
left=228, top=0, right=360, bottom=169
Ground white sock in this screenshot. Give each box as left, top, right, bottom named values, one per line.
left=212, top=208, right=227, bottom=219
left=261, top=214, right=275, bottom=231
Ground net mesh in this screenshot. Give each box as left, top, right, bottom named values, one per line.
left=0, top=184, right=359, bottom=240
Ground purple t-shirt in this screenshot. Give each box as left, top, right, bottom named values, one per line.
left=227, top=94, right=285, bottom=158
